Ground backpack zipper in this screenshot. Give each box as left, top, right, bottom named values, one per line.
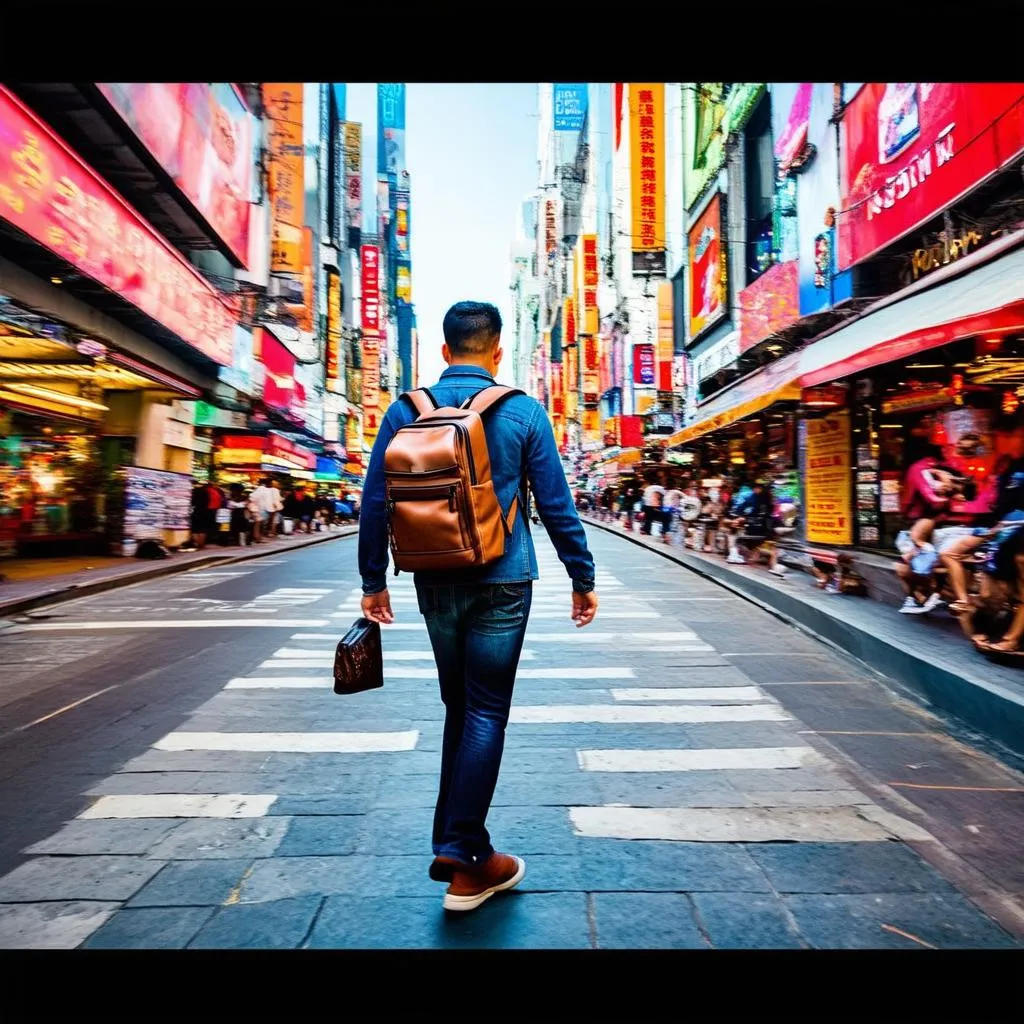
left=394, top=420, right=478, bottom=484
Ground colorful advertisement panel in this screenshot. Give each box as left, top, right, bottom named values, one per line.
left=554, top=84, right=588, bottom=132
left=263, top=83, right=305, bottom=274
left=97, top=83, right=254, bottom=266
left=687, top=193, right=727, bottom=339
left=0, top=86, right=234, bottom=365
left=326, top=269, right=342, bottom=390
left=361, top=333, right=380, bottom=410
left=839, top=83, right=1024, bottom=270
left=629, top=83, right=666, bottom=254
left=657, top=281, right=674, bottom=391
left=633, top=344, right=656, bottom=386
left=360, top=244, right=381, bottom=332
left=581, top=234, right=599, bottom=335
left=219, top=325, right=255, bottom=395
left=378, top=83, right=406, bottom=175
left=805, top=410, right=853, bottom=546
left=738, top=259, right=800, bottom=353
left=123, top=466, right=191, bottom=540
left=256, top=327, right=297, bottom=413
left=395, top=189, right=410, bottom=256
left=342, top=122, right=363, bottom=231
left=283, top=228, right=314, bottom=333
left=396, top=262, right=412, bottom=304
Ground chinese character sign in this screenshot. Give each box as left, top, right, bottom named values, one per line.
left=553, top=84, right=587, bottom=132
left=377, top=83, right=406, bottom=175
left=360, top=244, right=380, bottom=332
left=657, top=280, right=674, bottom=391
left=629, top=83, right=665, bottom=253
left=342, top=122, right=362, bottom=232
left=582, top=233, right=599, bottom=336
left=263, top=83, right=305, bottom=274
left=326, top=269, right=342, bottom=387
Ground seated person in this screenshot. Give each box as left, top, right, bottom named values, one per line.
left=723, top=480, right=772, bottom=567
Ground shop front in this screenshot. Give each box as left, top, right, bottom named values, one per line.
left=214, top=432, right=318, bottom=488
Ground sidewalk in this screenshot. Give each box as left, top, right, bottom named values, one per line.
left=581, top=514, right=1024, bottom=763
left=0, top=526, right=358, bottom=619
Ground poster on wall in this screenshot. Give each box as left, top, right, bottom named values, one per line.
left=687, top=193, right=727, bottom=339
left=263, top=83, right=305, bottom=274
left=553, top=84, right=588, bottom=132
left=804, top=410, right=853, bottom=545
left=97, top=83, right=254, bottom=267
left=629, top=83, right=666, bottom=271
left=342, top=122, right=363, bottom=231
left=123, top=467, right=192, bottom=541
left=839, top=83, right=1024, bottom=270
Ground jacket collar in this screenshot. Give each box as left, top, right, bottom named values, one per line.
left=439, top=364, right=495, bottom=382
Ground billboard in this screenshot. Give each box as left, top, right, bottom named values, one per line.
left=657, top=281, right=674, bottom=391
left=396, top=262, right=412, bottom=304
left=378, top=83, right=406, bottom=175
left=396, top=189, right=410, bottom=256
left=342, top=121, right=363, bottom=231
left=257, top=327, right=297, bottom=413
left=326, top=269, right=342, bottom=390
left=581, top=234, right=599, bottom=335
left=360, top=244, right=381, bottom=332
left=0, top=86, right=234, bottom=365
left=687, top=193, right=727, bottom=340
left=633, top=344, right=656, bottom=386
left=738, top=259, right=800, bottom=353
left=263, top=83, right=305, bottom=274
left=553, top=84, right=587, bottom=132
left=219, top=325, right=255, bottom=395
left=97, top=83, right=254, bottom=267
left=282, top=228, right=314, bottom=333
left=839, top=83, right=1024, bottom=270
left=629, top=83, right=666, bottom=263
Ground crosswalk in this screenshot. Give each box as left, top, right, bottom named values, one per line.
left=0, top=531, right=940, bottom=948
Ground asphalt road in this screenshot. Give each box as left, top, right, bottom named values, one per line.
left=0, top=527, right=1022, bottom=950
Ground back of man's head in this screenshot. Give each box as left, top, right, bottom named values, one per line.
left=442, top=301, right=502, bottom=355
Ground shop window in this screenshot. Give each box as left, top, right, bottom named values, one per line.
left=745, top=100, right=775, bottom=284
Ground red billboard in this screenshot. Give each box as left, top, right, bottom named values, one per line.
left=839, top=83, right=1024, bottom=270
left=97, top=83, right=254, bottom=267
left=633, top=344, right=656, bottom=386
left=361, top=244, right=381, bottom=332
left=257, top=328, right=297, bottom=414
left=688, top=193, right=726, bottom=339
left=0, top=87, right=235, bottom=366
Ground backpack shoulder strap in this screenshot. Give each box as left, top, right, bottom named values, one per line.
left=399, top=388, right=438, bottom=418
left=461, top=385, right=525, bottom=416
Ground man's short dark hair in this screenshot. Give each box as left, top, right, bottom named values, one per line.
left=442, top=301, right=502, bottom=354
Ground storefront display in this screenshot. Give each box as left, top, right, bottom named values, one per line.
left=122, top=466, right=191, bottom=549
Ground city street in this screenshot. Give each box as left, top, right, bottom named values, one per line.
left=0, top=528, right=1022, bottom=950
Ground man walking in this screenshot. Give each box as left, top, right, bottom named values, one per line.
left=359, top=300, right=598, bottom=912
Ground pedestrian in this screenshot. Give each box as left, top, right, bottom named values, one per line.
left=188, top=481, right=212, bottom=550
left=247, top=477, right=278, bottom=543
left=359, top=300, right=598, bottom=913
left=641, top=474, right=665, bottom=536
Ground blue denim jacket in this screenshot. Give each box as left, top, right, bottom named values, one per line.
left=359, top=364, right=596, bottom=594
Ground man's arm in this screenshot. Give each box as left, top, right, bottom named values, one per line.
left=524, top=402, right=596, bottom=593
left=358, top=401, right=411, bottom=595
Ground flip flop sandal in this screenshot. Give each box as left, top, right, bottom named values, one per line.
left=979, top=639, right=1023, bottom=654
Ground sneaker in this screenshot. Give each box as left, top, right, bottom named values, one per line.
left=726, top=552, right=745, bottom=564
left=922, top=592, right=944, bottom=613
left=443, top=852, right=526, bottom=912
left=899, top=596, right=927, bottom=614
left=769, top=565, right=788, bottom=578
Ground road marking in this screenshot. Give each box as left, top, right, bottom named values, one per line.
left=79, top=794, right=278, bottom=819
left=153, top=731, right=420, bottom=752
left=510, top=704, right=789, bottom=724
left=886, top=782, right=1024, bottom=793
left=269, top=647, right=496, bottom=661
left=577, top=746, right=824, bottom=772
left=568, top=806, right=907, bottom=842
left=11, top=619, right=331, bottom=631
left=609, top=686, right=767, bottom=702
left=226, top=677, right=332, bottom=689
left=2, top=685, right=118, bottom=737
left=526, top=631, right=701, bottom=643
left=759, top=680, right=867, bottom=686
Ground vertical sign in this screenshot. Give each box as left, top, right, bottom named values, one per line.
left=581, top=234, right=599, bottom=336
left=395, top=189, right=410, bottom=256
left=553, top=84, right=588, bottom=132
left=360, top=244, right=380, bottom=332
left=326, top=269, right=342, bottom=392
left=343, top=122, right=363, bottom=231
left=629, top=83, right=666, bottom=270
left=378, top=83, right=406, bottom=175
left=805, top=410, right=853, bottom=546
left=657, top=280, right=674, bottom=391
left=633, top=344, right=656, bottom=385
left=263, top=84, right=305, bottom=273
left=281, top=227, right=314, bottom=333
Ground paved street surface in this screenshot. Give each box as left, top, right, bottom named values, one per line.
left=0, top=527, right=1022, bottom=950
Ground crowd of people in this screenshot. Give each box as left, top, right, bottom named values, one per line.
left=186, top=477, right=359, bottom=551
left=893, top=420, right=1024, bottom=655
left=583, top=466, right=796, bottom=578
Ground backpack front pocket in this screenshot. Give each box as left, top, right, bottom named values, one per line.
left=388, top=481, right=468, bottom=554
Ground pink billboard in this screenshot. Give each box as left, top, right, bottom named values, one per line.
left=97, top=83, right=254, bottom=267
left=0, top=86, right=235, bottom=366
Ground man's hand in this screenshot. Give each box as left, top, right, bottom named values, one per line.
left=361, top=590, right=394, bottom=625
left=571, top=590, right=599, bottom=628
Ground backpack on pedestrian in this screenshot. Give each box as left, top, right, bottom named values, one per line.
left=383, top=385, right=525, bottom=573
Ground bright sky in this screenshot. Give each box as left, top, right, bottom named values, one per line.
left=346, top=83, right=539, bottom=386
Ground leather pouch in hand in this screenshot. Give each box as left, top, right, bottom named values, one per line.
left=333, top=617, right=384, bottom=695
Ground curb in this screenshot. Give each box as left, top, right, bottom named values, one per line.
left=0, top=527, right=358, bottom=620
left=582, top=515, right=1024, bottom=764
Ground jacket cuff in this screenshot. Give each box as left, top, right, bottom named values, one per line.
left=572, top=577, right=596, bottom=595
left=362, top=579, right=388, bottom=596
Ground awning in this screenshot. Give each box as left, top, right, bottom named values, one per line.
left=666, top=238, right=1024, bottom=448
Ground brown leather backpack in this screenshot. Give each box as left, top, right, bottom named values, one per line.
left=383, top=384, right=526, bottom=574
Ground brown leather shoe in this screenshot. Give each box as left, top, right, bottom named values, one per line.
left=443, top=852, right=526, bottom=912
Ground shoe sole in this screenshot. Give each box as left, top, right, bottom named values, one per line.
left=442, top=857, right=526, bottom=912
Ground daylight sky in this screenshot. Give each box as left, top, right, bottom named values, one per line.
left=346, top=83, right=539, bottom=386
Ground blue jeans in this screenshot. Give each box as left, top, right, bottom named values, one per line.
left=416, top=581, right=533, bottom=867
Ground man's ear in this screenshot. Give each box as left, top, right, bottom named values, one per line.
left=441, top=344, right=452, bottom=365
